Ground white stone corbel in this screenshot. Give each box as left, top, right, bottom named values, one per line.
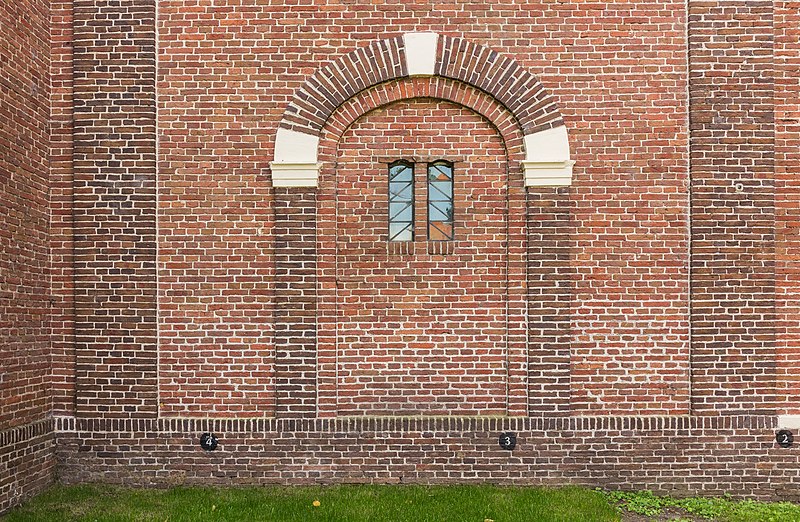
left=521, top=125, right=574, bottom=188
left=271, top=127, right=321, bottom=188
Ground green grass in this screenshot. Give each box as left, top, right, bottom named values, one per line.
left=1, top=484, right=617, bottom=522
left=6, top=484, right=800, bottom=521
left=602, top=490, right=800, bottom=521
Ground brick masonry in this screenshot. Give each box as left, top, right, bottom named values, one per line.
left=51, top=0, right=76, bottom=418
left=314, top=77, right=531, bottom=417
left=73, top=0, right=158, bottom=418
left=0, top=0, right=55, bottom=512
left=332, top=98, right=512, bottom=416
left=775, top=1, right=800, bottom=416
left=2, top=0, right=800, bottom=515
left=0, top=420, right=55, bottom=514
left=689, top=0, right=777, bottom=415
left=53, top=415, right=800, bottom=501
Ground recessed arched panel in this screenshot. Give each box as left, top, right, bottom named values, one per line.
left=271, top=33, right=573, bottom=188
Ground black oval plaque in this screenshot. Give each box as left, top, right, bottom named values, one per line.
left=200, top=432, right=219, bottom=451
left=499, top=432, right=516, bottom=451
left=777, top=430, right=793, bottom=448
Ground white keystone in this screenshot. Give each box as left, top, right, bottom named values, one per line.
left=403, top=32, right=438, bottom=76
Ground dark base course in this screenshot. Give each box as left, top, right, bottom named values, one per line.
left=0, top=419, right=55, bottom=514
left=39, top=415, right=798, bottom=501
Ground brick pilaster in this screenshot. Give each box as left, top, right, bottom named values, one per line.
left=73, top=0, right=158, bottom=417
left=774, top=1, right=800, bottom=415
left=273, top=189, right=317, bottom=417
left=689, top=0, right=777, bottom=414
left=527, top=189, right=572, bottom=415
left=51, top=0, right=75, bottom=416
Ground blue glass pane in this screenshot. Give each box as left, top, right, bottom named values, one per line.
left=429, top=163, right=452, bottom=181
left=389, top=182, right=412, bottom=201
left=390, top=164, right=413, bottom=182
left=428, top=201, right=453, bottom=222
left=390, top=202, right=413, bottom=222
left=429, top=181, right=452, bottom=200
left=389, top=222, right=413, bottom=242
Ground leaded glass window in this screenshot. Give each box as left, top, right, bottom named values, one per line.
left=388, top=160, right=414, bottom=242
left=427, top=161, right=454, bottom=241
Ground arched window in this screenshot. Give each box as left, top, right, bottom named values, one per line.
left=427, top=161, right=454, bottom=241
left=388, top=160, right=414, bottom=242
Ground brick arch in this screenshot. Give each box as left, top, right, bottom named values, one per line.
left=317, top=76, right=526, bottom=168
left=271, top=32, right=573, bottom=188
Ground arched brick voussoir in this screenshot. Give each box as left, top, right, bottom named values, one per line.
left=281, top=36, right=406, bottom=137
left=317, top=77, right=526, bottom=171
left=435, top=36, right=563, bottom=135
left=272, top=32, right=573, bottom=188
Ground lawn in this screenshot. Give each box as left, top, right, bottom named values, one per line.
left=1, top=484, right=616, bottom=522
left=3, top=484, right=800, bottom=522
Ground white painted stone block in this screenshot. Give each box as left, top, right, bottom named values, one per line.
left=403, top=32, right=438, bottom=77
left=274, top=127, right=319, bottom=164
left=269, top=162, right=321, bottom=188
left=272, top=128, right=321, bottom=187
left=522, top=126, right=573, bottom=187
left=522, top=160, right=575, bottom=187
left=778, top=415, right=800, bottom=429
left=524, top=126, right=571, bottom=164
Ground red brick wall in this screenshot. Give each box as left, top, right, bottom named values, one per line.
left=0, top=0, right=55, bottom=513
left=0, top=421, right=54, bottom=515
left=158, top=131, right=275, bottom=416
left=158, top=0, right=691, bottom=417
left=73, top=0, right=158, bottom=417
left=7, top=0, right=800, bottom=512
left=315, top=77, right=530, bottom=417
left=527, top=187, right=572, bottom=415
left=566, top=4, right=691, bottom=415
left=158, top=0, right=277, bottom=417
left=51, top=0, right=75, bottom=416
left=273, top=190, right=316, bottom=417
left=0, top=0, right=51, bottom=432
